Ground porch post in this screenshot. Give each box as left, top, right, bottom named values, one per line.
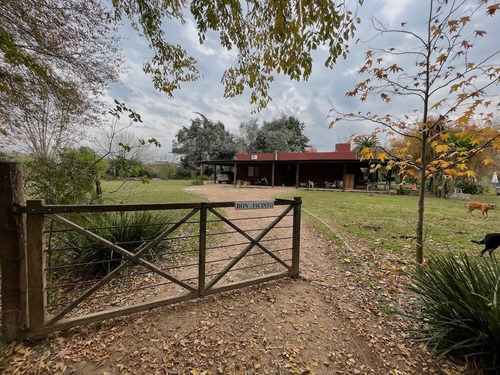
left=233, top=162, right=237, bottom=185
left=295, top=163, right=300, bottom=188
left=342, top=162, right=347, bottom=191
left=271, top=162, right=275, bottom=187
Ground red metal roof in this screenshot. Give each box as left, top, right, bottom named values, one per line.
left=236, top=143, right=357, bottom=161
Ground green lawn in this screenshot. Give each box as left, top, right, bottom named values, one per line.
left=101, top=179, right=205, bottom=204
left=279, top=189, right=500, bottom=261
left=102, top=179, right=500, bottom=261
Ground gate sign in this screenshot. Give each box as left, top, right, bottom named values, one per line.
left=235, top=201, right=274, bottom=210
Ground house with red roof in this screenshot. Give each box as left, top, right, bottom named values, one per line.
left=201, top=143, right=383, bottom=190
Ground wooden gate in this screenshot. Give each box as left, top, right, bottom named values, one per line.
left=1, top=190, right=301, bottom=340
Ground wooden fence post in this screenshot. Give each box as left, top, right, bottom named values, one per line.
left=26, top=200, right=46, bottom=331
left=0, top=162, right=27, bottom=341
left=291, top=197, right=302, bottom=278
left=198, top=203, right=207, bottom=297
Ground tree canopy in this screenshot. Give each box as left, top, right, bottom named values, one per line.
left=111, top=0, right=362, bottom=111
left=0, top=0, right=123, bottom=154
left=249, top=115, right=310, bottom=153
left=238, top=119, right=260, bottom=153
left=172, top=115, right=237, bottom=171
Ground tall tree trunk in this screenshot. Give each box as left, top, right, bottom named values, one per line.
left=416, top=133, right=428, bottom=264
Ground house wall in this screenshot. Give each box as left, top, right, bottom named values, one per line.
left=299, top=163, right=365, bottom=188
left=234, top=161, right=367, bottom=188
left=235, top=163, right=274, bottom=184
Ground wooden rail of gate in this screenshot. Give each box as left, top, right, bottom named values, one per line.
left=0, top=166, right=301, bottom=340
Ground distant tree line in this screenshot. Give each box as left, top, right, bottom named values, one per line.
left=171, top=113, right=311, bottom=173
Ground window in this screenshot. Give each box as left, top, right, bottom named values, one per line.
left=248, top=166, right=260, bottom=177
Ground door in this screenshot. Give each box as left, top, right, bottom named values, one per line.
left=345, top=174, right=354, bottom=189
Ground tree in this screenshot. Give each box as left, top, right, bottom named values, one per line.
left=172, top=115, right=237, bottom=172
left=389, top=121, right=499, bottom=195
left=329, top=0, right=500, bottom=263
left=250, top=115, right=310, bottom=153
left=111, top=0, right=361, bottom=111
left=0, top=0, right=122, bottom=154
left=96, top=113, right=161, bottom=178
left=91, top=101, right=161, bottom=180
left=238, top=119, right=260, bottom=153
left=352, top=135, right=380, bottom=154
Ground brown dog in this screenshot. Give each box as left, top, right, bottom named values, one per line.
left=466, top=202, right=496, bottom=219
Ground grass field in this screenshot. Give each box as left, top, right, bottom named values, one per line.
left=101, top=180, right=500, bottom=261
left=278, top=188, right=500, bottom=260
left=101, top=179, right=206, bottom=204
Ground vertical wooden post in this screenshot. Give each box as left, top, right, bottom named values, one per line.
left=0, top=162, right=27, bottom=341
left=233, top=162, right=237, bottom=185
left=295, top=163, right=300, bottom=188
left=271, top=162, right=275, bottom=187
left=198, top=203, right=207, bottom=297
left=291, top=197, right=302, bottom=278
left=26, top=200, right=46, bottom=331
left=342, top=162, right=347, bottom=192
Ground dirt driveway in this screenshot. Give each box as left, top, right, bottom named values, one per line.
left=2, top=185, right=459, bottom=374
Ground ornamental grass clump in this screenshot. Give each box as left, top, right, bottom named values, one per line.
left=408, top=252, right=500, bottom=372
left=61, top=211, right=171, bottom=278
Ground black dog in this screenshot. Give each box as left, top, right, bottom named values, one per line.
left=471, top=233, right=500, bottom=257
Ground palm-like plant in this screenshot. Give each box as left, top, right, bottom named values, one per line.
left=408, top=252, right=500, bottom=372
left=55, top=211, right=171, bottom=278
left=352, top=135, right=380, bottom=154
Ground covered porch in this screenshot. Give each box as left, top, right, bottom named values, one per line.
left=201, top=159, right=379, bottom=191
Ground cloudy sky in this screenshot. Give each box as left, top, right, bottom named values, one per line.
left=107, top=0, right=499, bottom=156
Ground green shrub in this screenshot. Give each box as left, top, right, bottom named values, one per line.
left=408, top=252, right=500, bottom=372
left=455, top=180, right=485, bottom=195
left=175, top=167, right=191, bottom=179
left=191, top=175, right=210, bottom=185
left=156, top=163, right=178, bottom=179
left=60, top=211, right=171, bottom=278
left=25, top=147, right=105, bottom=204
left=105, top=157, right=157, bottom=179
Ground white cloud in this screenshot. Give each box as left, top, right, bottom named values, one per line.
left=377, top=0, right=415, bottom=24
left=104, top=1, right=500, bottom=155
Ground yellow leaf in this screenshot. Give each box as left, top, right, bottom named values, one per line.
left=465, top=170, right=476, bottom=178
left=434, top=144, right=449, bottom=153
left=431, top=99, right=445, bottom=109
left=377, top=153, right=389, bottom=162
left=439, top=133, right=450, bottom=141
left=483, top=158, right=497, bottom=166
